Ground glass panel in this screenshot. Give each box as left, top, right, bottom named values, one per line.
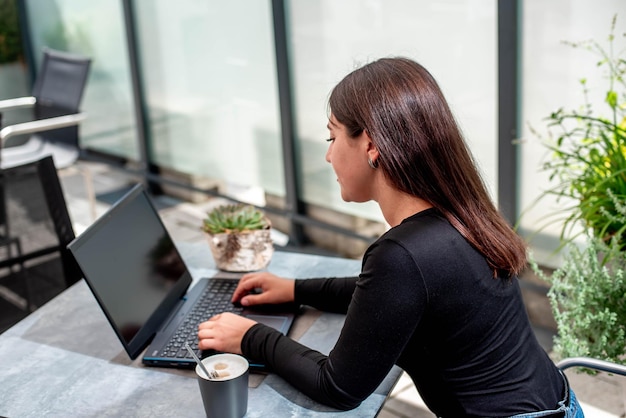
left=24, top=0, right=138, bottom=159
left=0, top=0, right=30, bottom=129
left=0, top=61, right=30, bottom=133
left=288, top=0, right=498, bottom=223
left=133, top=0, right=284, bottom=200
left=519, top=0, right=626, bottom=266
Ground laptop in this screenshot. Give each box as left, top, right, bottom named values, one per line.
left=67, top=183, right=297, bottom=370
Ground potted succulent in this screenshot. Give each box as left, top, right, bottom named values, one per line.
left=529, top=14, right=626, bottom=248
left=202, top=203, right=274, bottom=272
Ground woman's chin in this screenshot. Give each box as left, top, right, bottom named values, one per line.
left=340, top=192, right=364, bottom=203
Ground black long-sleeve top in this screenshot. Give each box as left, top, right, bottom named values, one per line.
left=241, top=208, right=564, bottom=417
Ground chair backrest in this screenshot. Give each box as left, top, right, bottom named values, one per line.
left=0, top=155, right=81, bottom=289
left=32, top=48, right=91, bottom=147
left=33, top=48, right=91, bottom=112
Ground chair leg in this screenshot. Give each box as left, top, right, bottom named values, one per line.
left=79, top=165, right=97, bottom=220
left=21, top=269, right=34, bottom=312
left=0, top=240, right=30, bottom=312
left=10, top=239, right=32, bottom=312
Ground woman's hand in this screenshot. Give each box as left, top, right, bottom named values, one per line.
left=197, top=313, right=257, bottom=354
left=198, top=273, right=295, bottom=354
left=231, top=272, right=295, bottom=307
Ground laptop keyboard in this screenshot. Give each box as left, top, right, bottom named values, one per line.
left=159, top=278, right=243, bottom=359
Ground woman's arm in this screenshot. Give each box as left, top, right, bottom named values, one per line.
left=241, top=239, right=427, bottom=410
left=230, top=271, right=358, bottom=314
left=294, top=276, right=358, bottom=313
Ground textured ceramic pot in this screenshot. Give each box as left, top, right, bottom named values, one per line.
left=207, top=229, right=274, bottom=272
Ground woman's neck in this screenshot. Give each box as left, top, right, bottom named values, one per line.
left=376, top=187, right=433, bottom=227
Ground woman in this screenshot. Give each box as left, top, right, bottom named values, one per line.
left=198, top=57, right=584, bottom=417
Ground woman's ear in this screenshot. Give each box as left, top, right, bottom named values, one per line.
left=364, top=130, right=380, bottom=165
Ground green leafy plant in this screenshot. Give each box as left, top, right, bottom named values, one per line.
left=531, top=15, right=626, bottom=247
left=202, top=204, right=270, bottom=235
left=0, top=0, right=23, bottom=64
left=531, top=235, right=626, bottom=369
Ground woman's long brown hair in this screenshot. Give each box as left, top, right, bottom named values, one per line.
left=329, top=57, right=527, bottom=278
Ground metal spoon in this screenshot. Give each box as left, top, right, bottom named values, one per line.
left=185, top=343, right=219, bottom=379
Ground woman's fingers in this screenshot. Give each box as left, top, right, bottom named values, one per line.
left=197, top=313, right=257, bottom=354
left=230, top=272, right=295, bottom=306
left=231, top=273, right=267, bottom=302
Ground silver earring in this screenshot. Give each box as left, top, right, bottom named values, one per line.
left=368, top=157, right=378, bottom=169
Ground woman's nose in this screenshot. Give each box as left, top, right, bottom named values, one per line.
left=325, top=144, right=332, bottom=163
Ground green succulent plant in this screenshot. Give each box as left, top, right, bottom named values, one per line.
left=202, top=204, right=270, bottom=235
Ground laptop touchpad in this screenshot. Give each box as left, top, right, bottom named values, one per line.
left=245, top=315, right=290, bottom=334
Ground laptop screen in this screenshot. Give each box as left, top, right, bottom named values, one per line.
left=68, top=184, right=192, bottom=358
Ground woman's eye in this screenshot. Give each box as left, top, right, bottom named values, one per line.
left=326, top=137, right=335, bottom=142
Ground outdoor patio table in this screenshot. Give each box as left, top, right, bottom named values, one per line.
left=0, top=241, right=401, bottom=417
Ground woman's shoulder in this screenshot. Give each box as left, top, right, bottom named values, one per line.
left=373, top=207, right=477, bottom=263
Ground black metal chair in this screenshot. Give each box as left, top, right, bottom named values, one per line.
left=0, top=48, right=96, bottom=219
left=557, top=356, right=626, bottom=409
left=0, top=155, right=81, bottom=319
left=557, top=357, right=626, bottom=376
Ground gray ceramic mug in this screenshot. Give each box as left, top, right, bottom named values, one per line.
left=195, top=353, right=249, bottom=418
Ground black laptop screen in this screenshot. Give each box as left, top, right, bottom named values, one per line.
left=68, top=185, right=191, bottom=357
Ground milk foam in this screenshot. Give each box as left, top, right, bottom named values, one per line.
left=198, top=354, right=248, bottom=381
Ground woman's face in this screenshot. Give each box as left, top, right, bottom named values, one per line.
left=325, top=114, right=373, bottom=202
